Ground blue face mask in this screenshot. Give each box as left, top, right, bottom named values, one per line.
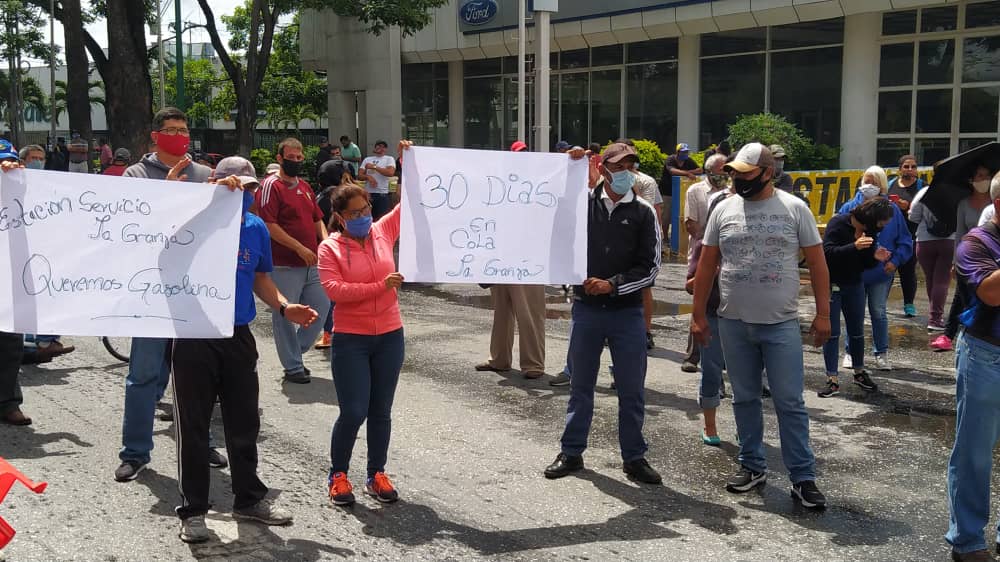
left=242, top=189, right=255, bottom=215
left=609, top=170, right=636, bottom=195
left=346, top=215, right=373, bottom=238
left=677, top=152, right=689, bottom=161
left=26, top=160, right=44, bottom=170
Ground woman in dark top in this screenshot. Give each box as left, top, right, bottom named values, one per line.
left=314, top=160, right=355, bottom=349
left=819, top=198, right=895, bottom=398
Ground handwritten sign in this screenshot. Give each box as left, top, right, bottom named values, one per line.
left=399, top=146, right=588, bottom=285
left=0, top=169, right=242, bottom=338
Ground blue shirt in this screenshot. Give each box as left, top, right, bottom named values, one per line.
left=838, top=193, right=914, bottom=285
left=235, top=213, right=273, bottom=326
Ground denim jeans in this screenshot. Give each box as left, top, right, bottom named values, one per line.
left=323, top=302, right=336, bottom=334
left=269, top=266, right=331, bottom=375
left=24, top=334, right=59, bottom=345
left=946, top=332, right=1000, bottom=554
left=699, top=315, right=725, bottom=409
left=120, top=337, right=171, bottom=463
left=843, top=277, right=893, bottom=357
left=560, top=302, right=648, bottom=462
left=822, top=282, right=866, bottom=375
left=718, top=317, right=816, bottom=483
left=329, top=328, right=405, bottom=477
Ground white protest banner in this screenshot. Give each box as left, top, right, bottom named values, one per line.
left=400, top=146, right=588, bottom=285
left=0, top=169, right=242, bottom=338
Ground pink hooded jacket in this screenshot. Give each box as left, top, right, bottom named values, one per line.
left=318, top=204, right=402, bottom=336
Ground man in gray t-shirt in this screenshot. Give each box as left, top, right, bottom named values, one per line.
left=691, top=142, right=832, bottom=509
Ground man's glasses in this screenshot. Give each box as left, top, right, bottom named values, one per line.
left=344, top=204, right=372, bottom=220
left=901, top=165, right=917, bottom=169
left=158, top=127, right=190, bottom=136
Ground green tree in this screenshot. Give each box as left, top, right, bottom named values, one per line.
left=51, top=79, right=106, bottom=124
left=727, top=113, right=841, bottom=170
left=0, top=72, right=48, bottom=128
left=0, top=0, right=57, bottom=145
left=155, top=59, right=229, bottom=127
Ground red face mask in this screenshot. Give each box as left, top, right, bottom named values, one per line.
left=155, top=133, right=190, bottom=157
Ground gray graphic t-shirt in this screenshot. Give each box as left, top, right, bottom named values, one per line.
left=703, top=189, right=821, bottom=324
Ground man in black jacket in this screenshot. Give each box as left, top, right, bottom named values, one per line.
left=544, top=143, right=662, bottom=484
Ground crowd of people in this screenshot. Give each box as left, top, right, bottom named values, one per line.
left=2, top=108, right=1000, bottom=561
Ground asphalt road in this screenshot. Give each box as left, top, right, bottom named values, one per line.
left=0, top=261, right=987, bottom=561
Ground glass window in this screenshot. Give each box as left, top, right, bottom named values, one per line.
left=769, top=18, right=844, bottom=50
left=402, top=63, right=432, bottom=83
left=626, top=38, right=678, bottom=64
left=434, top=63, right=448, bottom=80
left=402, top=78, right=435, bottom=146
left=915, top=90, right=952, bottom=133
left=464, top=58, right=502, bottom=77
left=878, top=91, right=912, bottom=134
left=560, top=49, right=589, bottom=69
left=921, top=6, right=958, bottom=33
left=960, top=87, right=1000, bottom=133
left=626, top=62, right=678, bottom=154
left=700, top=54, right=765, bottom=147
left=464, top=76, right=503, bottom=149
left=700, top=28, right=766, bottom=57
left=880, top=43, right=914, bottom=87
left=559, top=72, right=590, bottom=145
left=963, top=36, right=1000, bottom=83
left=502, top=56, right=517, bottom=74
left=877, top=139, right=912, bottom=167
left=591, top=69, right=622, bottom=145
left=591, top=45, right=623, bottom=67
left=915, top=138, right=951, bottom=165
left=967, top=2, right=1000, bottom=30
left=960, top=138, right=997, bottom=153
left=917, top=39, right=955, bottom=85
left=770, top=47, right=842, bottom=146
left=883, top=10, right=917, bottom=36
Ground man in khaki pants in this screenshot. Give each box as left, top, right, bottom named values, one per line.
left=476, top=284, right=547, bottom=379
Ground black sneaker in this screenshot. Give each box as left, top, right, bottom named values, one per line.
left=114, top=460, right=147, bottom=482
left=726, top=466, right=766, bottom=493
left=549, top=372, right=570, bottom=387
left=283, top=369, right=311, bottom=384
left=853, top=371, right=878, bottom=391
left=646, top=332, right=655, bottom=350
left=208, top=448, right=228, bottom=469
left=623, top=458, right=662, bottom=484
left=791, top=480, right=827, bottom=508
left=544, top=453, right=584, bottom=479
left=817, top=380, right=840, bottom=398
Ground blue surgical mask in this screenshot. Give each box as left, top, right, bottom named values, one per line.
left=242, top=189, right=255, bottom=215
left=677, top=153, right=689, bottom=161
left=346, top=215, right=373, bottom=238
left=609, top=170, right=636, bottom=195
left=26, top=160, right=44, bottom=170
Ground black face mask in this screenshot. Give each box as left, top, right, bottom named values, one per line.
left=864, top=222, right=884, bottom=237
left=734, top=170, right=769, bottom=199
left=280, top=159, right=303, bottom=177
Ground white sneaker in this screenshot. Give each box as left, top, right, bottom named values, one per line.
left=874, top=354, right=891, bottom=371
left=842, top=354, right=853, bottom=370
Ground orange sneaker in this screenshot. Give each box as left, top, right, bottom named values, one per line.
left=315, top=332, right=332, bottom=349
left=328, top=472, right=355, bottom=505
left=365, top=472, right=399, bottom=503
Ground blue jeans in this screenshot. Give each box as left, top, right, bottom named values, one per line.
left=329, top=328, right=405, bottom=477
left=120, top=337, right=171, bottom=463
left=823, top=282, right=866, bottom=375
left=24, top=334, right=59, bottom=345
left=323, top=302, right=336, bottom=334
left=947, top=333, right=1000, bottom=554
left=560, top=302, right=648, bottom=462
left=269, top=266, right=331, bottom=375
left=699, top=315, right=725, bottom=409
left=844, top=277, right=893, bottom=356
left=718, top=317, right=816, bottom=483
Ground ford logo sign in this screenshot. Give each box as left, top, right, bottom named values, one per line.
left=460, top=0, right=498, bottom=26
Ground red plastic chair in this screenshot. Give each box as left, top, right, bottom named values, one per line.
left=0, top=457, right=47, bottom=549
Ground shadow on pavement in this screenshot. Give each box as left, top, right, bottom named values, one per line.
left=0, top=425, right=93, bottom=460
left=280, top=375, right=339, bottom=406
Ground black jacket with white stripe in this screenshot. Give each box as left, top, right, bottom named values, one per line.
left=573, top=183, right=661, bottom=309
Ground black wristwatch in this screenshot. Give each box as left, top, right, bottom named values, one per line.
left=279, top=302, right=288, bottom=317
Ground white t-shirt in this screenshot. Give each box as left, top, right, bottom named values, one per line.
left=361, top=155, right=396, bottom=194
left=979, top=205, right=994, bottom=227
left=703, top=189, right=822, bottom=325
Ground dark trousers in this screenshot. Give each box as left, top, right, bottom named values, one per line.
left=370, top=193, right=390, bottom=221
left=898, top=252, right=918, bottom=305
left=172, top=325, right=267, bottom=519
left=329, top=328, right=405, bottom=477
left=0, top=331, right=24, bottom=416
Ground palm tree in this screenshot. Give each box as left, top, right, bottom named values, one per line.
left=50, top=79, right=105, bottom=123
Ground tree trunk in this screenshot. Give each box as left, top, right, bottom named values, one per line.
left=105, top=0, right=152, bottom=160
left=62, top=0, right=93, bottom=166
left=237, top=92, right=254, bottom=155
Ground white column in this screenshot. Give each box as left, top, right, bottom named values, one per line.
left=677, top=35, right=700, bottom=149
left=448, top=60, right=465, bottom=147
left=328, top=91, right=357, bottom=142
left=840, top=12, right=880, bottom=169
left=534, top=10, right=553, bottom=152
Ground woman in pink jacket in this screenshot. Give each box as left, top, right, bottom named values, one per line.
left=318, top=142, right=409, bottom=506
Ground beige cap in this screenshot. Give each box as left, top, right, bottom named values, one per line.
left=769, top=144, right=787, bottom=158
left=602, top=142, right=638, bottom=164
left=725, top=143, right=776, bottom=173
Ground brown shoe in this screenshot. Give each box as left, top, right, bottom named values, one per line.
left=37, top=341, right=75, bottom=360
left=475, top=362, right=510, bottom=373
left=523, top=371, right=546, bottom=379
left=2, top=408, right=32, bottom=426
left=952, top=549, right=995, bottom=561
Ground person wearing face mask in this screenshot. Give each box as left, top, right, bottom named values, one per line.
left=910, top=175, right=958, bottom=332
left=544, top=142, right=663, bottom=485
left=256, top=138, right=331, bottom=385
left=837, top=166, right=913, bottom=372
left=888, top=154, right=923, bottom=318
left=935, top=165, right=997, bottom=353
left=0, top=144, right=29, bottom=426
left=18, top=144, right=46, bottom=170
left=820, top=197, right=896, bottom=399
left=691, top=142, right=831, bottom=508
left=769, top=145, right=796, bottom=196
left=317, top=141, right=411, bottom=506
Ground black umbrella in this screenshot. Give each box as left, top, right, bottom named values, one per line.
left=920, top=141, right=1000, bottom=233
